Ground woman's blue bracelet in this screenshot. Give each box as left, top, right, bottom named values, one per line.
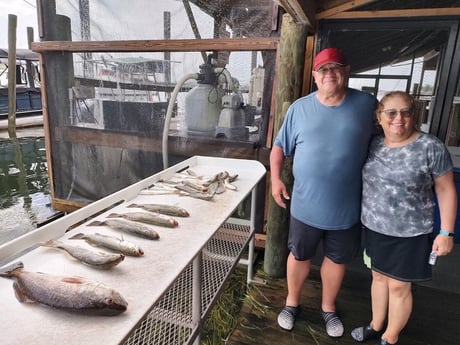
left=439, top=229, right=455, bottom=237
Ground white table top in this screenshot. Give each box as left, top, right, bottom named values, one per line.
left=0, top=156, right=266, bottom=345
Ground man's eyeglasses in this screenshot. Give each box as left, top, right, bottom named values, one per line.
left=381, top=108, right=413, bottom=119
left=316, top=65, right=344, bottom=74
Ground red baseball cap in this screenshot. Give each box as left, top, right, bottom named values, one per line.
left=313, top=48, right=347, bottom=71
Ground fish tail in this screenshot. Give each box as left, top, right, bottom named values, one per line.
left=69, top=233, right=85, bottom=240
left=107, top=213, right=122, bottom=219
left=88, top=220, right=104, bottom=226
left=40, top=239, right=56, bottom=247
left=0, top=261, right=24, bottom=277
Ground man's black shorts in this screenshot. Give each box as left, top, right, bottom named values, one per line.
left=288, top=216, right=361, bottom=264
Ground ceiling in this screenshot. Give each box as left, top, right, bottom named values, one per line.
left=310, top=0, right=460, bottom=72
left=190, top=0, right=460, bottom=73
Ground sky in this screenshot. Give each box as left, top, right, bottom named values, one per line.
left=0, top=0, right=251, bottom=84
left=1, top=1, right=39, bottom=49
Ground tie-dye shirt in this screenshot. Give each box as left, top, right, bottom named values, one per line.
left=361, top=132, right=453, bottom=237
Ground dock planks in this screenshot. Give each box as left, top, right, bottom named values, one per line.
left=227, top=262, right=459, bottom=345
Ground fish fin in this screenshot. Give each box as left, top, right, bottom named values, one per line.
left=0, top=261, right=24, bottom=276
left=88, top=220, right=103, bottom=226
left=13, top=281, right=36, bottom=303
left=69, top=233, right=85, bottom=240
left=127, top=204, right=137, bottom=208
left=61, top=276, right=84, bottom=284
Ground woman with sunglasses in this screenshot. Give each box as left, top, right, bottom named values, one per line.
left=351, top=91, right=457, bottom=345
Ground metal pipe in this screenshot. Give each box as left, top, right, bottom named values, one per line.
left=162, top=73, right=198, bottom=169
left=215, top=67, right=236, bottom=93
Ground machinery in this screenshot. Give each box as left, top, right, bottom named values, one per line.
left=215, top=93, right=248, bottom=139
left=184, top=55, right=249, bottom=139
left=163, top=55, right=253, bottom=168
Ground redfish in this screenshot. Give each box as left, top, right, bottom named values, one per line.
left=0, top=261, right=128, bottom=315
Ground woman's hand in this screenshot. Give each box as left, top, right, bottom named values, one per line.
left=432, top=234, right=454, bottom=256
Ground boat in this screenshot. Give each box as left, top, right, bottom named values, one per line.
left=0, top=48, right=42, bottom=119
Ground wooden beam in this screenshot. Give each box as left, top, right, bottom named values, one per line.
left=319, top=7, right=460, bottom=20
left=301, top=35, right=315, bottom=97
left=31, top=37, right=278, bottom=53
left=316, top=0, right=378, bottom=20
left=264, top=13, right=306, bottom=278
left=254, top=233, right=266, bottom=249
left=277, top=0, right=316, bottom=28
left=53, top=126, right=271, bottom=166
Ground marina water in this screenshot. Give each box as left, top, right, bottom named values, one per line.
left=0, top=137, right=56, bottom=245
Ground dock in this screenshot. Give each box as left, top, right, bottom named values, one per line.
left=0, top=114, right=43, bottom=138
left=227, top=248, right=460, bottom=345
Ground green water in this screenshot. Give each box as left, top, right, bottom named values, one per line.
left=0, top=137, right=57, bottom=245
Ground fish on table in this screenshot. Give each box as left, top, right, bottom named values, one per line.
left=41, top=239, right=125, bottom=269
left=146, top=169, right=239, bottom=200
left=107, top=212, right=179, bottom=228
left=0, top=261, right=128, bottom=315
left=69, top=232, right=144, bottom=257
left=127, top=203, right=190, bottom=217
left=88, top=219, right=160, bottom=240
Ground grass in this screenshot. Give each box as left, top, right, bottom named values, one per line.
left=200, top=265, right=249, bottom=344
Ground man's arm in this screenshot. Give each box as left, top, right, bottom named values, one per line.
left=270, top=145, right=290, bottom=208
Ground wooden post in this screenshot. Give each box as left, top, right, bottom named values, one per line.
left=26, top=27, right=35, bottom=88
left=8, top=14, right=17, bottom=139
left=263, top=13, right=307, bottom=278
left=38, top=0, right=74, bottom=201
left=164, top=12, right=171, bottom=85
left=182, top=0, right=207, bottom=64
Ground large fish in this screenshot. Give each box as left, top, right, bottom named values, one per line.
left=107, top=212, right=178, bottom=228
left=127, top=203, right=190, bottom=217
left=0, top=261, right=128, bottom=315
left=69, top=232, right=144, bottom=257
left=41, top=239, right=125, bottom=269
left=88, top=219, right=160, bottom=240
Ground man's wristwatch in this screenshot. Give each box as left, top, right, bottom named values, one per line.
left=439, top=229, right=455, bottom=237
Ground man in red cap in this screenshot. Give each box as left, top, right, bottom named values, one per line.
left=270, top=47, right=378, bottom=338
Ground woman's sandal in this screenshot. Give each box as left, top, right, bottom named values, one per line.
left=351, top=324, right=382, bottom=342
left=376, top=339, right=397, bottom=345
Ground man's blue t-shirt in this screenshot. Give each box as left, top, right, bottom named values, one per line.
left=274, top=88, right=377, bottom=230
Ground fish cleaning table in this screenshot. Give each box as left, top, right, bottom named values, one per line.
left=0, top=156, right=266, bottom=345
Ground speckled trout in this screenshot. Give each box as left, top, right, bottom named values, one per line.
left=127, top=203, right=190, bottom=217
left=69, top=232, right=144, bottom=256
left=41, top=239, right=125, bottom=269
left=0, top=261, right=128, bottom=315
left=107, top=212, right=179, bottom=228
left=88, top=219, right=160, bottom=240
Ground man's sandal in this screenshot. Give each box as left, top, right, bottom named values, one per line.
left=277, top=306, right=299, bottom=331
left=321, top=310, right=344, bottom=338
left=351, top=324, right=382, bottom=342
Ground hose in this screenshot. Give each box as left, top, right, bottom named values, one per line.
left=162, top=73, right=199, bottom=169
